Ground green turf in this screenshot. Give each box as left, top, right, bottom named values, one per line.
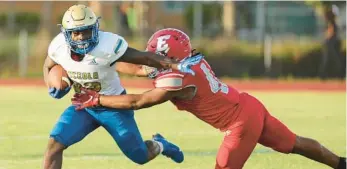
left=0, top=87, right=345, bottom=169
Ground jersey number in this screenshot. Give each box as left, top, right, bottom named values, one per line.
left=200, top=63, right=228, bottom=94
left=73, top=82, right=102, bottom=93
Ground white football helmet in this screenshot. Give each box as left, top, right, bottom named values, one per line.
left=61, top=4, right=100, bottom=55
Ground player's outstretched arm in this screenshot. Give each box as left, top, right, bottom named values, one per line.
left=118, top=47, right=178, bottom=69
left=99, top=88, right=178, bottom=110
left=71, top=87, right=191, bottom=110
left=118, top=47, right=203, bottom=75
left=115, top=62, right=149, bottom=77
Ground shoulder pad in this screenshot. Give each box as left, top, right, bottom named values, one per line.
left=99, top=32, right=129, bottom=64
left=48, top=33, right=65, bottom=64
left=154, top=73, right=185, bottom=91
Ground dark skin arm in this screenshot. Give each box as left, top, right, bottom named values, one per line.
left=43, top=56, right=58, bottom=87
left=99, top=87, right=195, bottom=110
left=115, top=62, right=148, bottom=77
left=117, top=47, right=179, bottom=70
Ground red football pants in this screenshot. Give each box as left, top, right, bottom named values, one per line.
left=215, top=93, right=296, bottom=169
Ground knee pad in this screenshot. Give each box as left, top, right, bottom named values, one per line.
left=124, top=146, right=148, bottom=165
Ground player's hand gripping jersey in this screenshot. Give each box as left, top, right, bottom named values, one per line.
left=48, top=31, right=127, bottom=95
left=154, top=57, right=241, bottom=131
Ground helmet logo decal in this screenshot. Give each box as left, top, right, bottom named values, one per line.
left=156, top=35, right=171, bottom=54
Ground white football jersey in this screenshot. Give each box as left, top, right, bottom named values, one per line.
left=48, top=31, right=128, bottom=95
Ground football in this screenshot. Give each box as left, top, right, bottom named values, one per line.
left=48, top=65, right=71, bottom=90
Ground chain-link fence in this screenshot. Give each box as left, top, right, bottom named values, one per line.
left=0, top=1, right=345, bottom=79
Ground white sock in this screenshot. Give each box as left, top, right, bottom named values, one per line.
left=153, top=140, right=164, bottom=153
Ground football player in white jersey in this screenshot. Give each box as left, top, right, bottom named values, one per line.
left=42, top=4, right=202, bottom=169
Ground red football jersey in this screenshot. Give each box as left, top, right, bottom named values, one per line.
left=153, top=59, right=241, bottom=131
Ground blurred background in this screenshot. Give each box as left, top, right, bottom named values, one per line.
left=0, top=1, right=345, bottom=80
left=0, top=2, right=345, bottom=169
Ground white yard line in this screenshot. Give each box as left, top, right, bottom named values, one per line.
left=0, top=135, right=47, bottom=140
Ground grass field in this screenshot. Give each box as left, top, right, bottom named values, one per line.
left=0, top=86, right=345, bottom=169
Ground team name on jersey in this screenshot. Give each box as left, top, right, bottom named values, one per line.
left=67, top=71, right=99, bottom=80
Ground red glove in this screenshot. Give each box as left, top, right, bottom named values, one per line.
left=71, top=87, right=100, bottom=110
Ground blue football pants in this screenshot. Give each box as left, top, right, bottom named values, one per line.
left=49, top=91, right=149, bottom=164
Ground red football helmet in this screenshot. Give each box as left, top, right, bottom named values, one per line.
left=146, top=28, right=192, bottom=61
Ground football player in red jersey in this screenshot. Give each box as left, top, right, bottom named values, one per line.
left=72, top=28, right=346, bottom=169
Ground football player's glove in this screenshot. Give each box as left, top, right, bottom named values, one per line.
left=71, top=87, right=100, bottom=110
left=177, top=54, right=204, bottom=76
